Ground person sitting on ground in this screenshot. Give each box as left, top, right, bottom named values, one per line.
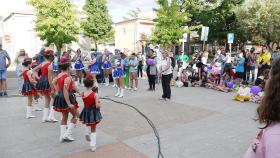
left=255, top=69, right=270, bottom=90
left=233, top=81, right=251, bottom=102
left=180, top=69, right=191, bottom=87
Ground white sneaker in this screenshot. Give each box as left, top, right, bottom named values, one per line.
left=64, top=123, right=75, bottom=141
left=115, top=88, right=120, bottom=97
left=118, top=89, right=124, bottom=98
left=133, top=87, right=137, bottom=91
left=112, top=84, right=116, bottom=88
left=127, top=87, right=132, bottom=90
left=91, top=146, right=96, bottom=152
left=26, top=114, right=36, bottom=119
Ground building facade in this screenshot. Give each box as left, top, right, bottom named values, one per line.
left=114, top=18, right=155, bottom=54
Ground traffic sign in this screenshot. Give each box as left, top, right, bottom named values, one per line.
left=201, top=26, right=209, bottom=41
left=227, top=33, right=234, bottom=44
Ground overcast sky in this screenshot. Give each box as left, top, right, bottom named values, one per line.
left=0, top=0, right=158, bottom=22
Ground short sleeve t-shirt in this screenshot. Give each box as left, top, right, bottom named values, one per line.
left=0, top=50, right=10, bottom=70
left=235, top=57, right=245, bottom=73
left=129, top=59, right=138, bottom=72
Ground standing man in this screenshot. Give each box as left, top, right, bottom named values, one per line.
left=246, top=47, right=257, bottom=83
left=0, top=43, right=11, bottom=96
left=177, top=51, right=189, bottom=71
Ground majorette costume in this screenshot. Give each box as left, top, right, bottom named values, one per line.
left=102, top=54, right=112, bottom=70
left=74, top=53, right=85, bottom=70
left=53, top=74, right=79, bottom=113
left=112, top=58, right=125, bottom=79
left=21, top=58, right=37, bottom=119
left=22, top=70, right=37, bottom=96
left=80, top=91, right=102, bottom=126
left=80, top=74, right=102, bottom=152
left=90, top=59, right=100, bottom=75
left=36, top=50, right=53, bottom=95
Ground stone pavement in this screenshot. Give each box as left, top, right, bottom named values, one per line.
left=0, top=76, right=259, bottom=158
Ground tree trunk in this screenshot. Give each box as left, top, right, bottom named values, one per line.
left=55, top=44, right=62, bottom=59
left=94, top=41, right=98, bottom=51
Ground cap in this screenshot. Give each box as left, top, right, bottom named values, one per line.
left=60, top=57, right=71, bottom=63
left=85, top=74, right=94, bottom=80
left=44, top=50, right=54, bottom=55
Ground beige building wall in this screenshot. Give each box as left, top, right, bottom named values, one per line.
left=115, top=19, right=155, bottom=55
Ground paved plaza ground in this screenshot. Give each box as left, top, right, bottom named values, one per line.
left=0, top=74, right=259, bottom=158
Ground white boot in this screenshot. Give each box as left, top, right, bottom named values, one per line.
left=118, top=88, right=124, bottom=98
left=90, top=132, right=97, bottom=152
left=115, top=87, right=120, bottom=97
left=85, top=126, right=91, bottom=142
left=42, top=108, right=49, bottom=122
left=26, top=106, right=36, bottom=119
left=47, top=106, right=58, bottom=122
left=105, top=78, right=109, bottom=86
left=63, top=123, right=75, bottom=141
left=32, top=105, right=42, bottom=112
left=59, top=125, right=67, bottom=142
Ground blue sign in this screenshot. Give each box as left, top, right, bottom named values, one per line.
left=227, top=33, right=234, bottom=44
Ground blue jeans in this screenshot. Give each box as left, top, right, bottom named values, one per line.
left=246, top=66, right=255, bottom=82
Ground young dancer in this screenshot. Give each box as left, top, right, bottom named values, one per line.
left=73, top=49, right=85, bottom=85
left=89, top=53, right=100, bottom=88
left=53, top=57, right=80, bottom=142
left=21, top=58, right=37, bottom=118
left=128, top=53, right=138, bottom=91
left=113, top=51, right=125, bottom=98
left=34, top=50, right=58, bottom=122
left=102, top=52, right=112, bottom=86
left=80, top=74, right=102, bottom=152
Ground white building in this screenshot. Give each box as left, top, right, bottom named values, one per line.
left=0, top=11, right=44, bottom=62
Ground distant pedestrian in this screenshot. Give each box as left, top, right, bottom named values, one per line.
left=246, top=47, right=257, bottom=83
left=244, top=58, right=280, bottom=158
left=128, top=53, right=139, bottom=91
left=147, top=53, right=157, bottom=91
left=235, top=52, right=245, bottom=85
left=15, top=49, right=28, bottom=93
left=0, top=43, right=11, bottom=96
left=159, top=50, right=173, bottom=101
left=80, top=74, right=102, bottom=152
left=137, top=52, right=144, bottom=78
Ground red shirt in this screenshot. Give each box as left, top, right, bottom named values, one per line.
left=82, top=91, right=96, bottom=108
left=57, top=74, right=72, bottom=92
left=41, top=63, right=51, bottom=76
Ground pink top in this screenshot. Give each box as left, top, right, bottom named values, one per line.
left=245, top=123, right=280, bottom=158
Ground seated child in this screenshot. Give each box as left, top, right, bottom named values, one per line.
left=250, top=91, right=264, bottom=104
left=180, top=69, right=191, bottom=87
left=191, top=72, right=200, bottom=87
left=233, top=82, right=251, bottom=102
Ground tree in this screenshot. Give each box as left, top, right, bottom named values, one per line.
left=179, top=0, right=245, bottom=44
left=29, top=0, right=79, bottom=55
left=123, top=8, right=141, bottom=20
left=236, top=0, right=280, bottom=47
left=150, top=0, right=199, bottom=51
left=82, top=0, right=113, bottom=50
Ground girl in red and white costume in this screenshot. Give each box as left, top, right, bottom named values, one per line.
left=80, top=74, right=102, bottom=151
left=21, top=58, right=37, bottom=119
left=34, top=50, right=58, bottom=122
left=53, top=57, right=80, bottom=142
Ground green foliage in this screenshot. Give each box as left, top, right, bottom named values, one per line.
left=123, top=8, right=141, bottom=20
left=29, top=0, right=79, bottom=53
left=179, top=0, right=245, bottom=43
left=151, top=0, right=199, bottom=48
left=82, top=0, right=113, bottom=49
left=236, top=0, right=280, bottom=45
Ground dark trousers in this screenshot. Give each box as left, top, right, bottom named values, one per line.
left=161, top=74, right=172, bottom=99
left=149, top=75, right=156, bottom=90
left=138, top=63, right=143, bottom=78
